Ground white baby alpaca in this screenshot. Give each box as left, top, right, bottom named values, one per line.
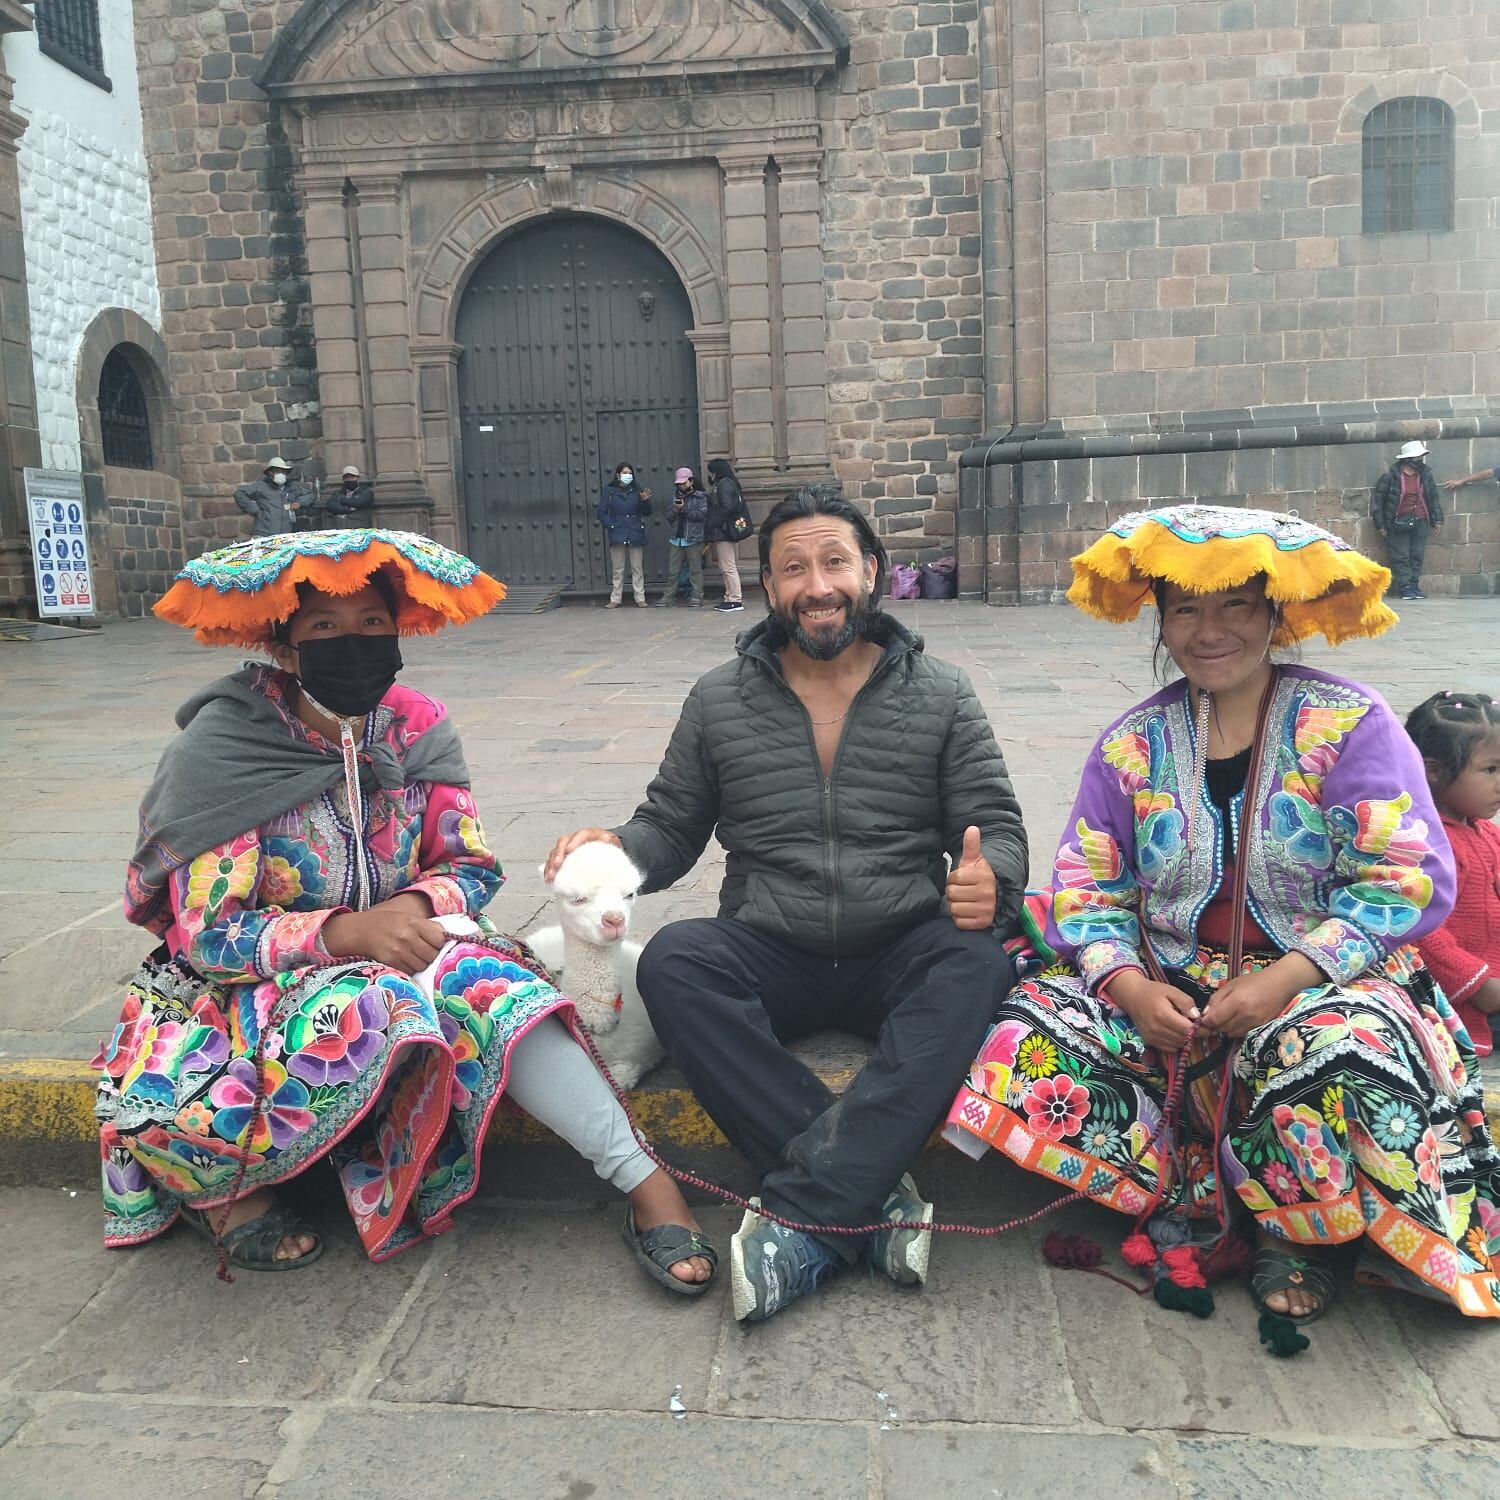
left=526, top=841, right=665, bottom=1089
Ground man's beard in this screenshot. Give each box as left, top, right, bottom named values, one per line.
left=775, top=589, right=874, bottom=661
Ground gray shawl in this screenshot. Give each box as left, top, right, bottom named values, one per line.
left=126, top=665, right=469, bottom=933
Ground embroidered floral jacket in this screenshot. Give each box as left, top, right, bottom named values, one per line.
left=1046, top=666, right=1456, bottom=992
left=156, top=680, right=501, bottom=984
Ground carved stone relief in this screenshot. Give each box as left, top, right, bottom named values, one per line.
left=305, top=0, right=806, bottom=85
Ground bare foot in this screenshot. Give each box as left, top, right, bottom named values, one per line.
left=628, top=1170, right=713, bottom=1283
left=1255, top=1229, right=1324, bottom=1318
left=217, top=1188, right=318, bottom=1263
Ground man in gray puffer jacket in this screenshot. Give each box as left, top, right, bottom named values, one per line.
left=547, top=489, right=1026, bottom=1324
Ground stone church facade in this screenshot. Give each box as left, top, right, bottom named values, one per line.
left=113, top=0, right=1500, bottom=603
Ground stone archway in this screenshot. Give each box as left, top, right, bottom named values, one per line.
left=74, top=308, right=182, bottom=618
left=256, top=0, right=846, bottom=559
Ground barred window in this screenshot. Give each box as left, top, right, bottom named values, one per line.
left=1362, top=97, right=1454, bottom=233
left=99, top=349, right=154, bottom=471
left=33, top=0, right=112, bottom=93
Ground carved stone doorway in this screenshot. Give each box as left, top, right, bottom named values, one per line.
left=455, top=215, right=699, bottom=592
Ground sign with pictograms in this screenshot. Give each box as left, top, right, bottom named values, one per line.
left=23, top=468, right=96, bottom=617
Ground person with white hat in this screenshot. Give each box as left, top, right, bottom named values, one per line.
left=327, top=464, right=375, bottom=526
left=233, top=457, right=309, bottom=538
left=1369, top=439, right=1444, bottom=600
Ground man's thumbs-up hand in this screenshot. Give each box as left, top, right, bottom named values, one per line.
left=946, top=825, right=997, bottom=931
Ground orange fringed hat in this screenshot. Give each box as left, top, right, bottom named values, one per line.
left=1068, top=504, right=1397, bottom=647
left=154, top=528, right=506, bottom=646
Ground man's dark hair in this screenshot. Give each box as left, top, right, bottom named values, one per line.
left=759, top=488, right=888, bottom=602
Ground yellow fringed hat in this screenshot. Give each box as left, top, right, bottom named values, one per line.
left=155, top=528, right=506, bottom=646
left=1068, top=504, right=1396, bottom=647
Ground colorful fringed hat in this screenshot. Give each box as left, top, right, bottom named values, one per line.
left=1067, top=504, right=1396, bottom=647
left=155, top=528, right=506, bottom=646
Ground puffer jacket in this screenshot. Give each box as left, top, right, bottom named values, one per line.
left=669, top=487, right=709, bottom=545
left=704, top=475, right=745, bottom=543
left=1370, top=462, right=1443, bottom=532
left=597, top=483, right=652, bottom=546
left=613, top=613, right=1028, bottom=956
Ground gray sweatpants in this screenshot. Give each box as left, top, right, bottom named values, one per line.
left=504, top=1017, right=655, bottom=1193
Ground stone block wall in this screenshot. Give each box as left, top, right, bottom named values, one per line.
left=822, top=2, right=984, bottom=556
left=133, top=0, right=319, bottom=555
left=102, top=466, right=183, bottom=618
left=967, top=414, right=1500, bottom=604
left=1032, top=0, right=1500, bottom=425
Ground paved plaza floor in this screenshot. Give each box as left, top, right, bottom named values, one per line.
left=2, top=597, right=1500, bottom=1496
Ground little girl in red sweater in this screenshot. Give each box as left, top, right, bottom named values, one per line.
left=1406, top=690, right=1500, bottom=1056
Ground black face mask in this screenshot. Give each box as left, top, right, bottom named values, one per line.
left=296, top=633, right=403, bottom=717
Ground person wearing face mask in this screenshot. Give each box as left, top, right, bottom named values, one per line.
left=947, top=505, right=1496, bottom=1331
left=1370, top=440, right=1444, bottom=600
left=657, top=466, right=709, bottom=607
left=96, top=531, right=718, bottom=1294
left=234, top=457, right=309, bottom=537
left=597, top=461, right=653, bottom=607
left=327, top=464, right=376, bottom=526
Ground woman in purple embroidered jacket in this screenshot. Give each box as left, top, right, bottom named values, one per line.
left=95, top=529, right=716, bottom=1291
left=946, top=505, right=1500, bottom=1323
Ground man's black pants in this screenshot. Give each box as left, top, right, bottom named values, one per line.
left=637, top=916, right=1012, bottom=1264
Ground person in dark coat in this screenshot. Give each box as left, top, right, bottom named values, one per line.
left=1370, top=440, right=1444, bottom=600
left=656, top=467, right=709, bottom=608
left=703, top=457, right=746, bottom=613
left=546, top=487, right=1026, bottom=1325
left=596, top=461, right=653, bottom=607
left=233, top=458, right=309, bottom=537
left=327, top=465, right=376, bottom=526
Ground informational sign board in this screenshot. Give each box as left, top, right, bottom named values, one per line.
left=23, top=468, right=95, bottom=618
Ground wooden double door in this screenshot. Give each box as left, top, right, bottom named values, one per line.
left=456, top=214, right=701, bottom=591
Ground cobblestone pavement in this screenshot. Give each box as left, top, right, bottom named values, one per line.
left=2, top=599, right=1499, bottom=1497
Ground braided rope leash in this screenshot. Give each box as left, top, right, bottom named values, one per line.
left=576, top=1016, right=1202, bottom=1241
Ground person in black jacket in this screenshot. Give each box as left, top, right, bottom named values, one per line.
left=546, top=487, right=1026, bottom=1325
left=1369, top=440, right=1444, bottom=600
left=703, top=457, right=746, bottom=613
left=327, top=465, right=376, bottom=525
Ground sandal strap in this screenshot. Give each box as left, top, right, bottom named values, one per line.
left=633, top=1221, right=719, bottom=1274
left=219, top=1205, right=317, bottom=1266
left=1251, top=1245, right=1334, bottom=1303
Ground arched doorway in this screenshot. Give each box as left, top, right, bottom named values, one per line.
left=456, top=215, right=700, bottom=592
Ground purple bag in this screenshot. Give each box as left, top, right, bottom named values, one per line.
left=890, top=562, right=921, bottom=600
left=919, top=556, right=958, bottom=599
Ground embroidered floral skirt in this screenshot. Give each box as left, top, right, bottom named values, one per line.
left=96, top=937, right=570, bottom=1261
left=945, top=945, right=1500, bottom=1316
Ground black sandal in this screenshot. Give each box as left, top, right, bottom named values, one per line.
left=1250, top=1243, right=1334, bottom=1324
left=180, top=1202, right=324, bottom=1272
left=622, top=1206, right=718, bottom=1297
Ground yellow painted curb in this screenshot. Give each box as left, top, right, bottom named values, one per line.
left=6, top=1059, right=1499, bottom=1160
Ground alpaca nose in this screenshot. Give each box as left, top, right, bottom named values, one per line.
left=600, top=911, right=626, bottom=935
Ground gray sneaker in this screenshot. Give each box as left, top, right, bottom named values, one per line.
left=867, top=1173, right=933, bottom=1287
left=729, top=1200, right=841, bottom=1323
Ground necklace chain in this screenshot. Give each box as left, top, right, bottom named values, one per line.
left=808, top=710, right=849, bottom=727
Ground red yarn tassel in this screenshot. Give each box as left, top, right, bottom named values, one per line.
left=1121, top=1232, right=1157, bottom=1268
left=1161, top=1245, right=1208, bottom=1289
left=1043, top=1231, right=1103, bottom=1270
left=1200, top=1235, right=1253, bottom=1283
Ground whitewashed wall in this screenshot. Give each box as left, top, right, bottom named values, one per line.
left=9, top=0, right=161, bottom=471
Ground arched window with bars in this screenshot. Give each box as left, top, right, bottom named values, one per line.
left=98, top=347, right=155, bottom=470
left=1361, top=96, right=1455, bottom=234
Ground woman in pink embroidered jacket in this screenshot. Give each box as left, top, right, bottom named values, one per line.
left=96, top=536, right=716, bottom=1290
left=946, top=504, right=1500, bottom=1324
